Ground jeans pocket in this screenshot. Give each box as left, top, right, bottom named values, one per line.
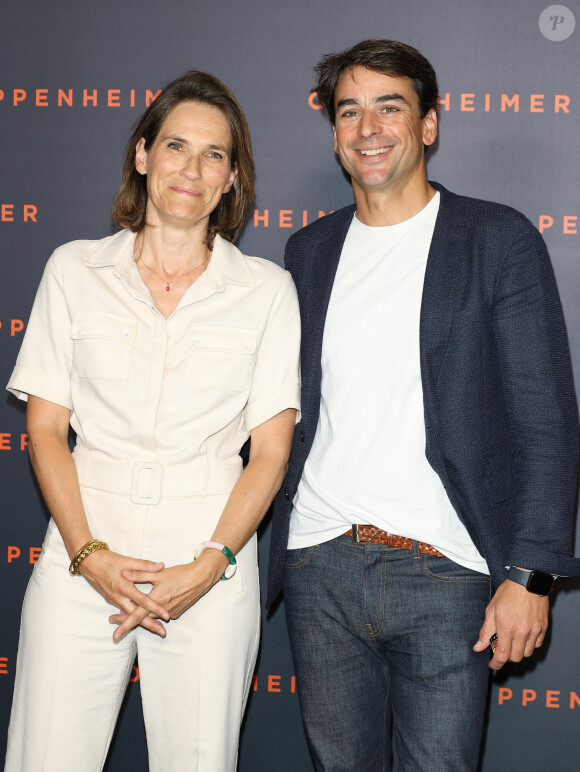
left=421, top=554, right=490, bottom=583
left=284, top=545, right=317, bottom=569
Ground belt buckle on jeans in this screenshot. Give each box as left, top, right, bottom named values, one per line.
left=351, top=524, right=360, bottom=543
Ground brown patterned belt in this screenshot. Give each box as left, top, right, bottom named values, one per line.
left=345, top=524, right=444, bottom=557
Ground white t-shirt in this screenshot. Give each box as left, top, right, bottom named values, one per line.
left=289, top=193, right=489, bottom=574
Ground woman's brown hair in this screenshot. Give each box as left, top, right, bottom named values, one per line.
left=111, top=71, right=255, bottom=247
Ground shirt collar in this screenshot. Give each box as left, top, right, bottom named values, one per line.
left=82, top=229, right=137, bottom=271
left=83, top=229, right=256, bottom=291
left=204, top=234, right=256, bottom=291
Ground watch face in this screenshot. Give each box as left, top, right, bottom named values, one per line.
left=527, top=570, right=554, bottom=595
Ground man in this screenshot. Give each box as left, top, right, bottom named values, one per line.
left=267, top=40, right=580, bottom=771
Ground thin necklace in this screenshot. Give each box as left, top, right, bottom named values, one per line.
left=139, top=256, right=210, bottom=292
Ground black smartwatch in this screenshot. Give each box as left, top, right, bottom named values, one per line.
left=506, top=566, right=557, bottom=596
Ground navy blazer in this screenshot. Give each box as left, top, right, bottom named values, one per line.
left=267, top=183, right=580, bottom=606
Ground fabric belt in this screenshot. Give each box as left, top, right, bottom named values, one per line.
left=345, top=524, right=444, bottom=557
left=73, top=448, right=242, bottom=505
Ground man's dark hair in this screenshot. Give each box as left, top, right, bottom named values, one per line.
left=314, top=39, right=439, bottom=123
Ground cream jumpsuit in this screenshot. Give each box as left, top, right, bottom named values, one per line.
left=5, top=229, right=301, bottom=771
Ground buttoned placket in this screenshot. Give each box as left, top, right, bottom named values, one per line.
left=117, top=259, right=223, bottom=444
left=114, top=259, right=224, bottom=555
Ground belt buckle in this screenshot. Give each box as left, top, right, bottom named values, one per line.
left=351, top=524, right=360, bottom=543
left=131, top=461, right=163, bottom=505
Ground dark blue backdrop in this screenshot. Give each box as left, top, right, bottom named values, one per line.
left=1, top=2, right=579, bottom=769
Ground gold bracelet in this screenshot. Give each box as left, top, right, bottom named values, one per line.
left=69, top=539, right=109, bottom=576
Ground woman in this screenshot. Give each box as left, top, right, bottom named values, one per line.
left=5, top=71, right=300, bottom=771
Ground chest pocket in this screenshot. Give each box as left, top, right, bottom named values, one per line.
left=71, top=312, right=138, bottom=379
left=185, top=325, right=258, bottom=392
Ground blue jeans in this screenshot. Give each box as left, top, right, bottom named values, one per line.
left=284, top=535, right=491, bottom=771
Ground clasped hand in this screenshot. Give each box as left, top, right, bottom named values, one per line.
left=79, top=549, right=169, bottom=639
left=81, top=548, right=229, bottom=642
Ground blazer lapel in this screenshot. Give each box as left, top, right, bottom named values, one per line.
left=420, top=185, right=467, bottom=398
left=300, top=206, right=355, bottom=412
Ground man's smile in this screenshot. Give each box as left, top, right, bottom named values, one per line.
left=357, top=146, right=393, bottom=156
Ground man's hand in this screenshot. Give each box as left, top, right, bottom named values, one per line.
left=473, top=577, right=549, bottom=670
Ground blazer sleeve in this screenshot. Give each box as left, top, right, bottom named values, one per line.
left=492, top=219, right=579, bottom=573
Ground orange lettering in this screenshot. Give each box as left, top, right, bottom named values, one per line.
left=83, top=89, right=97, bottom=107
left=21, top=434, right=29, bottom=451
left=438, top=93, right=450, bottom=111
left=7, top=546, right=20, bottom=563
left=546, top=690, right=560, bottom=708
left=501, top=94, right=519, bottom=112
left=563, top=216, right=577, bottom=234
left=484, top=93, right=490, bottom=112
left=318, top=210, right=331, bottom=219
left=252, top=674, right=258, bottom=691
left=538, top=215, right=553, bottom=233
left=108, top=89, right=121, bottom=107
left=253, top=209, right=269, bottom=227
left=130, top=89, right=135, bottom=107
left=461, top=93, right=475, bottom=112
left=13, top=89, right=26, bottom=106
left=0, top=90, right=4, bottom=102
left=498, top=687, right=513, bottom=705
left=11, top=319, right=24, bottom=336
left=530, top=94, right=544, bottom=113
left=58, top=89, right=73, bottom=107
left=522, top=689, right=536, bottom=706
left=1, top=204, right=14, bottom=222
left=555, top=95, right=570, bottom=113
left=146, top=89, right=162, bottom=106
left=279, top=210, right=293, bottom=228
left=0, top=433, right=11, bottom=450
left=24, top=204, right=38, bottom=222
left=570, top=692, right=580, bottom=709
left=0, top=657, right=7, bottom=675
left=308, top=92, right=323, bottom=110
left=290, top=676, right=296, bottom=693
left=35, top=89, right=49, bottom=106
left=29, top=547, right=41, bottom=564
left=268, top=675, right=281, bottom=693
left=130, top=666, right=140, bottom=682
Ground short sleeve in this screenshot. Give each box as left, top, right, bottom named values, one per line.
left=245, top=270, right=301, bottom=431
left=7, top=251, right=73, bottom=409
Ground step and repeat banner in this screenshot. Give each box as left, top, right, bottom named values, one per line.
left=1, top=1, right=579, bottom=769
